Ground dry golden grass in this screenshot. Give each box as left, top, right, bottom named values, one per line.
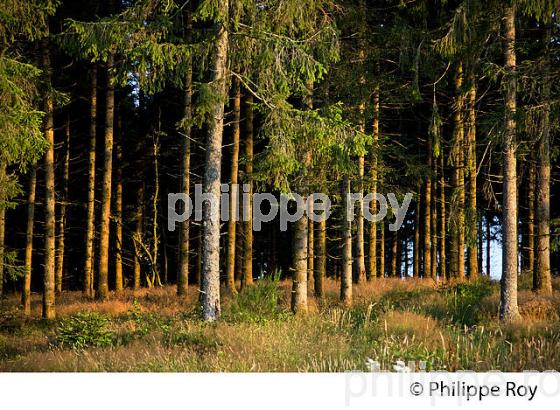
left=1, top=277, right=559, bottom=372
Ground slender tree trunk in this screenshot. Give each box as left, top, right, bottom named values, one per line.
left=500, top=4, right=521, bottom=322
left=391, top=228, right=398, bottom=277
left=431, top=163, right=438, bottom=279
left=341, top=177, right=352, bottom=307
left=413, top=196, right=420, bottom=278
left=84, top=66, right=97, bottom=298
left=114, top=114, right=123, bottom=291
left=308, top=214, right=314, bottom=289
left=450, top=61, right=465, bottom=279
left=315, top=217, right=326, bottom=297
left=178, top=22, right=193, bottom=296
left=201, top=10, right=228, bottom=321
left=466, top=77, right=478, bottom=279
left=42, top=37, right=56, bottom=319
left=55, top=118, right=70, bottom=293
left=368, top=85, right=380, bottom=280
left=439, top=151, right=447, bottom=279
left=97, top=53, right=114, bottom=300
left=524, top=157, right=535, bottom=273
left=133, top=180, right=144, bottom=290
left=379, top=221, right=385, bottom=278
left=424, top=136, right=432, bottom=278
left=242, top=93, right=254, bottom=288
left=226, top=78, right=241, bottom=293
left=534, top=24, right=552, bottom=294
left=23, top=167, right=36, bottom=315
left=292, top=214, right=309, bottom=313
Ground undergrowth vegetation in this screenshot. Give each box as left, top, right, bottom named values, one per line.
left=1, top=277, right=559, bottom=371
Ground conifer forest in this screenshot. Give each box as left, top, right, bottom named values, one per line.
left=1, top=0, right=560, bottom=372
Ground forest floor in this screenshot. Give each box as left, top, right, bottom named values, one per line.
left=1, top=276, right=560, bottom=371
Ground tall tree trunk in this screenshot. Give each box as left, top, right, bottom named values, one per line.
left=466, top=76, right=478, bottom=279
left=315, top=217, right=326, bottom=297
left=292, top=214, right=309, bottom=313
left=55, top=117, right=70, bottom=293
left=391, top=228, right=398, bottom=277
left=500, top=4, right=521, bottom=322
left=534, top=24, right=552, bottom=294
left=226, top=78, right=241, bottom=293
left=423, top=135, right=432, bottom=278
left=430, top=164, right=438, bottom=279
left=523, top=157, right=535, bottom=273
left=242, top=93, right=254, bottom=288
left=133, top=180, right=144, bottom=290
left=178, top=21, right=193, bottom=295
left=450, top=61, right=465, bottom=279
left=340, top=177, right=352, bottom=307
left=97, top=53, right=115, bottom=300
left=114, top=114, right=123, bottom=292
left=23, top=167, right=36, bottom=315
left=201, top=9, right=228, bottom=321
left=42, top=37, right=56, bottom=319
left=308, top=214, right=314, bottom=289
left=413, top=195, right=420, bottom=278
left=439, top=151, right=447, bottom=279
left=368, top=84, right=380, bottom=280
left=84, top=65, right=97, bottom=298
left=379, top=221, right=385, bottom=278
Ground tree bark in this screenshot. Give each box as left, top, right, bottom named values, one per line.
left=201, top=10, right=228, bottom=321
left=84, top=65, right=97, bottom=298
left=55, top=118, right=70, bottom=293
left=242, top=93, right=254, bottom=288
left=315, top=217, right=326, bottom=297
left=423, top=136, right=432, bottom=278
left=466, top=76, right=478, bottom=279
left=292, top=214, right=309, bottom=314
left=178, top=42, right=193, bottom=297
left=450, top=61, right=465, bottom=279
left=413, top=194, right=420, bottom=278
left=368, top=84, right=380, bottom=279
left=534, top=24, right=552, bottom=294
left=42, top=37, right=56, bottom=319
left=226, top=77, right=241, bottom=293
left=340, top=177, right=352, bottom=307
left=97, top=53, right=115, bottom=300
left=379, top=221, right=385, bottom=278
left=500, top=4, right=521, bottom=322
left=114, top=114, right=123, bottom=292
left=523, top=157, right=535, bottom=273
left=439, top=151, right=447, bottom=279
left=23, top=167, right=36, bottom=315
left=133, top=180, right=144, bottom=290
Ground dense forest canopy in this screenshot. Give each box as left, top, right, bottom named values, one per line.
left=0, top=0, right=559, bottom=326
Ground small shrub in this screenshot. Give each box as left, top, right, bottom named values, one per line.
left=223, top=274, right=285, bottom=323
left=56, top=312, right=114, bottom=349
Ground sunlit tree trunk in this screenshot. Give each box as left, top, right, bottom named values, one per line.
left=97, top=53, right=114, bottom=300
left=379, top=221, right=385, bottom=278
left=42, top=37, right=56, bottom=319
left=390, top=228, right=398, bottom=277
left=340, top=177, right=352, bottom=307
left=450, top=61, right=465, bottom=280
left=315, top=217, right=326, bottom=297
left=133, top=180, right=144, bottom=290
left=466, top=76, right=478, bottom=279
left=424, top=135, right=432, bottom=278
left=368, top=84, right=379, bottom=280
left=226, top=78, right=240, bottom=293
left=201, top=8, right=228, bottom=321
left=55, top=117, right=70, bottom=293
left=500, top=4, right=521, bottom=322
left=486, top=214, right=491, bottom=276
left=84, top=66, right=97, bottom=298
left=413, top=194, right=420, bottom=278
left=114, top=114, right=123, bottom=292
left=23, top=167, right=36, bottom=315
left=439, top=151, right=447, bottom=279
left=242, top=93, right=254, bottom=288
left=178, top=19, right=193, bottom=295
left=431, top=163, right=438, bottom=279
left=523, top=158, right=535, bottom=273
